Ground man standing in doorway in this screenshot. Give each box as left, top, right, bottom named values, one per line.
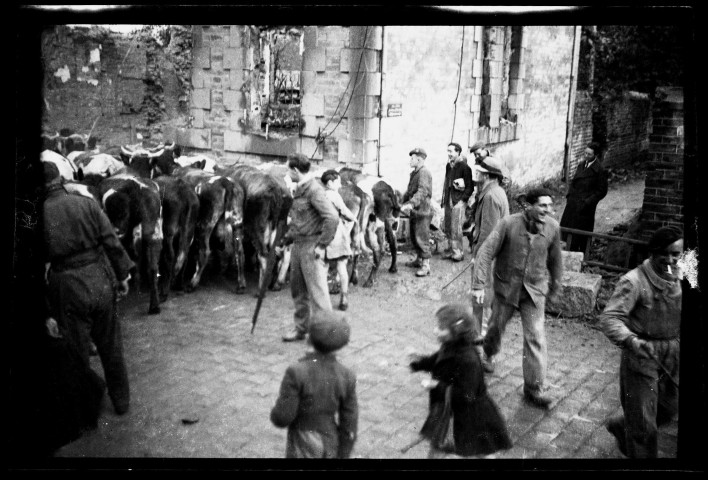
left=282, top=154, right=340, bottom=342
left=441, top=143, right=474, bottom=262
left=401, top=147, right=434, bottom=277
left=469, top=155, right=510, bottom=370
left=560, top=142, right=608, bottom=252
left=471, top=188, right=563, bottom=409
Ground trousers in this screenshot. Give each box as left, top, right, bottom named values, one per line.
left=443, top=200, right=466, bottom=256
left=290, top=238, right=333, bottom=334
left=483, top=287, right=547, bottom=394
left=409, top=212, right=433, bottom=259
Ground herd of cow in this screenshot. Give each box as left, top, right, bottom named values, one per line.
left=40, top=130, right=403, bottom=316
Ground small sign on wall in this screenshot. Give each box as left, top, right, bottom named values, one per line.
left=387, top=103, right=402, bottom=117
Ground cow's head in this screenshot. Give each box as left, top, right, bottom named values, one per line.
left=121, top=143, right=177, bottom=178
left=64, top=133, right=87, bottom=156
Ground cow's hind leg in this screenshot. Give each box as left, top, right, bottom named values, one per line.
left=385, top=219, right=398, bottom=274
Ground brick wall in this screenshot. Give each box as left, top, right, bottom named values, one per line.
left=640, top=87, right=684, bottom=241
left=569, top=89, right=593, bottom=176
left=602, top=92, right=651, bottom=169
left=41, top=25, right=185, bottom=148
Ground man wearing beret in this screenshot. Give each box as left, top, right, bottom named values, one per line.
left=441, top=142, right=474, bottom=262
left=43, top=161, right=134, bottom=416
left=400, top=147, right=434, bottom=277
left=271, top=311, right=358, bottom=458
left=560, top=142, right=608, bottom=252
left=600, top=226, right=683, bottom=458
left=469, top=155, right=510, bottom=371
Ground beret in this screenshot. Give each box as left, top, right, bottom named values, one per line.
left=309, top=310, right=351, bottom=353
left=409, top=147, right=427, bottom=159
left=648, top=225, right=683, bottom=252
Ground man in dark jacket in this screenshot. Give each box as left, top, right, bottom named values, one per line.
left=441, top=143, right=474, bottom=262
left=401, top=147, right=434, bottom=277
left=43, top=162, right=134, bottom=416
left=282, top=153, right=340, bottom=342
left=599, top=226, right=682, bottom=458
left=471, top=188, right=563, bottom=409
left=560, top=142, right=608, bottom=252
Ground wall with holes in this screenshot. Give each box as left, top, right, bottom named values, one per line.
left=41, top=25, right=186, bottom=149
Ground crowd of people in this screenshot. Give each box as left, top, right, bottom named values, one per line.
left=37, top=141, right=682, bottom=460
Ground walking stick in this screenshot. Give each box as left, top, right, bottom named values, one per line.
left=251, top=222, right=286, bottom=334
left=441, top=259, right=474, bottom=290
left=643, top=346, right=680, bottom=388
left=400, top=435, right=426, bottom=453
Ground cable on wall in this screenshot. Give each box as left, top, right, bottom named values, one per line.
left=450, top=26, right=466, bottom=143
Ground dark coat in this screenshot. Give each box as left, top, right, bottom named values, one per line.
left=402, top=165, right=433, bottom=217
left=410, top=336, right=512, bottom=457
left=442, top=159, right=474, bottom=207
left=271, top=351, right=358, bottom=458
left=560, top=159, right=608, bottom=233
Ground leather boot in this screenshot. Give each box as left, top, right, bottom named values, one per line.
left=405, top=254, right=422, bottom=268
left=339, top=293, right=349, bottom=311
left=415, top=259, right=430, bottom=277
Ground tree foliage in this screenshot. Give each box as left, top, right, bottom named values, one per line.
left=591, top=25, right=687, bottom=100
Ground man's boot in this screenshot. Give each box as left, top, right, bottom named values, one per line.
left=415, top=258, right=430, bottom=277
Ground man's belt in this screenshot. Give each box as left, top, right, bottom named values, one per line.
left=51, top=248, right=102, bottom=272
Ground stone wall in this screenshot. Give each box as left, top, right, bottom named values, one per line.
left=569, top=89, right=594, bottom=177
left=640, top=87, right=684, bottom=240
left=602, top=91, right=652, bottom=169
left=41, top=25, right=188, bottom=148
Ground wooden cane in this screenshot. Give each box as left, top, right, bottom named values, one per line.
left=400, top=435, right=426, bottom=453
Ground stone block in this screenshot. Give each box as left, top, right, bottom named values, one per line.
left=229, top=70, right=244, bottom=90
left=351, top=95, right=379, bottom=118
left=300, top=71, right=316, bottom=93
left=341, top=48, right=379, bottom=73
left=223, top=48, right=244, bottom=70
left=352, top=72, right=381, bottom=96
left=190, top=108, right=205, bottom=129
left=303, top=47, right=326, bottom=72
left=179, top=128, right=211, bottom=150
left=510, top=78, right=524, bottom=94
left=194, top=48, right=211, bottom=70
left=349, top=26, right=383, bottom=50
left=545, top=271, right=602, bottom=318
left=349, top=117, right=380, bottom=141
left=562, top=250, right=584, bottom=273
left=300, top=137, right=324, bottom=161
left=303, top=26, right=318, bottom=50
left=300, top=115, right=320, bottom=137
left=508, top=94, right=525, bottom=110
left=192, top=69, right=206, bottom=89
left=229, top=26, right=243, bottom=48
left=301, top=94, right=325, bottom=116
left=472, top=59, right=483, bottom=77
left=510, top=61, right=526, bottom=79
left=192, top=88, right=211, bottom=110
left=223, top=89, right=245, bottom=111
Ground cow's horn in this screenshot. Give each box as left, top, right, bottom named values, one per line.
left=121, top=146, right=132, bottom=156
left=148, top=148, right=165, bottom=158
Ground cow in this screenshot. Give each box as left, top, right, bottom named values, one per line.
left=338, top=167, right=401, bottom=287
left=119, top=143, right=180, bottom=178
left=98, top=173, right=163, bottom=314
left=74, top=153, right=126, bottom=177
left=337, top=177, right=374, bottom=288
left=219, top=163, right=292, bottom=292
left=153, top=175, right=200, bottom=299
left=173, top=146, right=217, bottom=174
left=40, top=149, right=79, bottom=182
left=173, top=167, right=246, bottom=293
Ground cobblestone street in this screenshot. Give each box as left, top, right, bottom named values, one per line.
left=52, top=249, right=678, bottom=462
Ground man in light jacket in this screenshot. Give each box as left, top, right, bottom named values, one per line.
left=471, top=188, right=563, bottom=409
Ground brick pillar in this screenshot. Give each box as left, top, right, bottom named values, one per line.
left=640, top=87, right=684, bottom=241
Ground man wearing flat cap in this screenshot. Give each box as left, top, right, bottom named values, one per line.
left=441, top=143, right=474, bottom=262
left=271, top=310, right=358, bottom=458
left=401, top=147, right=434, bottom=277
left=42, top=160, right=134, bottom=417
left=469, top=155, right=510, bottom=369
left=560, top=142, right=608, bottom=252
left=599, top=225, right=683, bottom=458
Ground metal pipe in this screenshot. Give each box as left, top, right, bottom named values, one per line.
left=563, top=25, right=582, bottom=184
left=377, top=26, right=385, bottom=177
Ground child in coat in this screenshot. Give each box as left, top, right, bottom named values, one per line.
left=409, top=303, right=512, bottom=458
left=321, top=170, right=357, bottom=311
left=271, top=310, right=358, bottom=458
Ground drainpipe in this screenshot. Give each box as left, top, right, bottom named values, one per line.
left=563, top=25, right=582, bottom=183
left=377, top=26, right=385, bottom=177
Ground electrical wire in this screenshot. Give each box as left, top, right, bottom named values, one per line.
left=450, top=26, right=465, bottom=143
left=310, top=26, right=371, bottom=159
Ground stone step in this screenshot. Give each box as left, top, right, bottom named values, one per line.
left=562, top=250, right=584, bottom=273
left=545, top=270, right=603, bottom=318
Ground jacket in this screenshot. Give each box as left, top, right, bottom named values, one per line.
left=442, top=159, right=474, bottom=207
left=599, top=259, right=681, bottom=345
left=402, top=165, right=433, bottom=217
left=472, top=212, right=563, bottom=308
left=560, top=159, right=608, bottom=232
left=471, top=181, right=509, bottom=258
left=271, top=351, right=358, bottom=458
left=289, top=177, right=339, bottom=248
left=410, top=335, right=512, bottom=456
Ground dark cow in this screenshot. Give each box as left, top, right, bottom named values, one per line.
left=119, top=143, right=179, bottom=178
left=219, top=163, right=292, bottom=292
left=337, top=177, right=374, bottom=288
left=338, top=167, right=401, bottom=287
left=98, top=173, right=163, bottom=314
left=153, top=175, right=200, bottom=299
left=173, top=167, right=246, bottom=293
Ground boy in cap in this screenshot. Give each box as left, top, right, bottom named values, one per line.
left=600, top=225, right=683, bottom=458
left=271, top=310, right=358, bottom=458
left=400, top=147, right=434, bottom=277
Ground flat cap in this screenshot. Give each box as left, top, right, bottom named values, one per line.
left=469, top=142, right=486, bottom=153
left=309, top=310, right=351, bottom=353
left=409, top=147, right=427, bottom=159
